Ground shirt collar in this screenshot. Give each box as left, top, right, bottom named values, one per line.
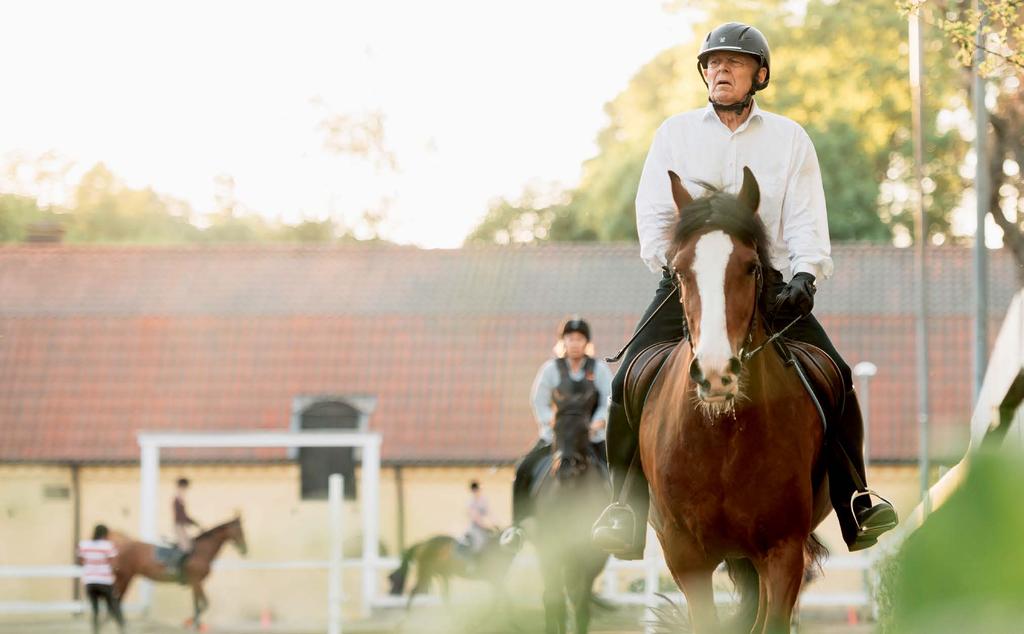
left=702, top=100, right=763, bottom=133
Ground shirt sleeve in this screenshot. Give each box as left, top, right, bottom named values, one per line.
left=635, top=120, right=680, bottom=273
left=781, top=129, right=834, bottom=281
left=530, top=360, right=559, bottom=428
left=591, top=361, right=613, bottom=424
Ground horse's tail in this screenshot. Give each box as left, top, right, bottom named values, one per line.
left=724, top=557, right=760, bottom=631
left=388, top=542, right=422, bottom=596
left=803, top=532, right=829, bottom=583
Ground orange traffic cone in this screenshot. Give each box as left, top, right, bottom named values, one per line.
left=847, top=605, right=859, bottom=625
left=260, top=607, right=273, bottom=629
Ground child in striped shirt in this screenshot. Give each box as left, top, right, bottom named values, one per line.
left=77, top=524, right=124, bottom=633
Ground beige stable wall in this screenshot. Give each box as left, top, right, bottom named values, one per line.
left=2, top=460, right=928, bottom=625
left=1, top=461, right=514, bottom=626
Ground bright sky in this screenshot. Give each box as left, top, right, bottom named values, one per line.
left=1, top=1, right=698, bottom=247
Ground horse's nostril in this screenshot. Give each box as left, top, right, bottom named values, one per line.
left=728, top=357, right=742, bottom=375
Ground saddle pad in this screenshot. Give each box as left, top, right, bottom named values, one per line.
left=154, top=545, right=184, bottom=567
left=783, top=339, right=845, bottom=417
left=623, top=340, right=681, bottom=428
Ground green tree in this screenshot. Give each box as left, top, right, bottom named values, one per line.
left=469, top=0, right=968, bottom=246
left=0, top=194, right=57, bottom=242
left=66, top=163, right=200, bottom=243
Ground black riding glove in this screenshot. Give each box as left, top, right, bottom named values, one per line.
left=772, top=272, right=816, bottom=317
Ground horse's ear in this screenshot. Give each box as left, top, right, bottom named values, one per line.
left=738, top=166, right=760, bottom=215
left=668, top=170, right=693, bottom=216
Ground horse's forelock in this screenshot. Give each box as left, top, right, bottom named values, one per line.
left=669, top=189, right=773, bottom=300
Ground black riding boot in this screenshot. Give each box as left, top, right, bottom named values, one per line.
left=829, top=389, right=899, bottom=551
left=591, top=400, right=648, bottom=560
left=501, top=440, right=547, bottom=551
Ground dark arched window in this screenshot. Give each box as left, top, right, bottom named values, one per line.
left=299, top=401, right=360, bottom=500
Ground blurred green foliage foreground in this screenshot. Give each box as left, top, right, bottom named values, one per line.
left=881, top=449, right=1024, bottom=633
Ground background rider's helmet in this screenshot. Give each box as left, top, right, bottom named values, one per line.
left=560, top=317, right=591, bottom=341
left=697, top=22, right=771, bottom=92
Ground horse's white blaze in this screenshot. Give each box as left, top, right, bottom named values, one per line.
left=693, top=231, right=734, bottom=374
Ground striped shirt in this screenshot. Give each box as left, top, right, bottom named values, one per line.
left=77, top=539, right=118, bottom=585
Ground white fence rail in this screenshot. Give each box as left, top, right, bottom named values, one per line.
left=0, top=552, right=871, bottom=615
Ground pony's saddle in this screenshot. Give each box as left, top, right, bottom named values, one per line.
left=623, top=338, right=844, bottom=430
left=155, top=545, right=190, bottom=583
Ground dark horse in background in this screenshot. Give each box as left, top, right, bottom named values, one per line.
left=638, top=169, right=830, bottom=633
left=531, top=390, right=610, bottom=634
left=388, top=529, right=515, bottom=609
left=111, top=517, right=247, bottom=631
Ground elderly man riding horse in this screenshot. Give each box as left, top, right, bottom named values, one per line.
left=591, top=22, right=898, bottom=560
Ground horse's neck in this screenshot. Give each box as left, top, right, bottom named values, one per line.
left=192, top=528, right=228, bottom=561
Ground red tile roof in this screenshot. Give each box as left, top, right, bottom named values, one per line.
left=0, top=243, right=1018, bottom=463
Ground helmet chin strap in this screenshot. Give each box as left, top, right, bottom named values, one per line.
left=710, top=89, right=755, bottom=115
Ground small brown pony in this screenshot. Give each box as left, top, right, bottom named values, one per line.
left=639, top=169, right=829, bottom=634
left=388, top=529, right=515, bottom=609
left=112, top=517, right=247, bottom=631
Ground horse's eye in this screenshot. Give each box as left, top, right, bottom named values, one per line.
left=747, top=263, right=758, bottom=276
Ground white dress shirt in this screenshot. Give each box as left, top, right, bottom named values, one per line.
left=635, top=101, right=833, bottom=281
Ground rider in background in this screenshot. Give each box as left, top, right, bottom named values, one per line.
left=590, top=22, right=898, bottom=560
left=501, top=317, right=612, bottom=549
left=465, top=480, right=494, bottom=553
left=173, top=477, right=200, bottom=551
left=77, top=523, right=125, bottom=634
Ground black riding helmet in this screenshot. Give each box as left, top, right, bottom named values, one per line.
left=561, top=317, right=590, bottom=341
left=697, top=22, right=771, bottom=92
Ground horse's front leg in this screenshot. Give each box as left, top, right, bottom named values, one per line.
left=191, top=583, right=208, bottom=631
left=658, top=527, right=720, bottom=632
left=538, top=554, right=566, bottom=634
left=756, top=539, right=805, bottom=634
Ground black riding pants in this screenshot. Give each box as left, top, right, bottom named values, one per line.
left=610, top=267, right=853, bottom=405
left=86, top=583, right=124, bottom=632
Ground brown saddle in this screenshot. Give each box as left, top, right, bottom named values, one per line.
left=623, top=340, right=681, bottom=427
left=622, top=337, right=844, bottom=428
left=782, top=338, right=845, bottom=419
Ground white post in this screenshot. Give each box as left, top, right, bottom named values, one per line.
left=361, top=435, right=381, bottom=617
left=138, top=440, right=160, bottom=611
left=643, top=527, right=660, bottom=634
left=328, top=474, right=344, bottom=634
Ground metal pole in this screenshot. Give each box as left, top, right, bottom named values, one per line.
left=909, top=8, right=931, bottom=511
left=973, top=0, right=989, bottom=402
left=328, top=474, right=344, bottom=634
left=854, top=362, right=878, bottom=470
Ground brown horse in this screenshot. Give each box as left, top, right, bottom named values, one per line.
left=112, top=517, right=247, bottom=630
left=533, top=391, right=610, bottom=634
left=388, top=529, right=515, bottom=610
left=638, top=168, right=830, bottom=634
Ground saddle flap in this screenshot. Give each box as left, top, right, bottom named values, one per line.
left=783, top=339, right=844, bottom=415
left=623, top=340, right=680, bottom=427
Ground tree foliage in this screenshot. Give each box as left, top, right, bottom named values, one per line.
left=468, top=0, right=971, bottom=247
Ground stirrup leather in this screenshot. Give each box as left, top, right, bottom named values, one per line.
left=850, top=490, right=899, bottom=534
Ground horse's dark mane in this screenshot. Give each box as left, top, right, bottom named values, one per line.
left=195, top=518, right=238, bottom=542
left=667, top=183, right=774, bottom=300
